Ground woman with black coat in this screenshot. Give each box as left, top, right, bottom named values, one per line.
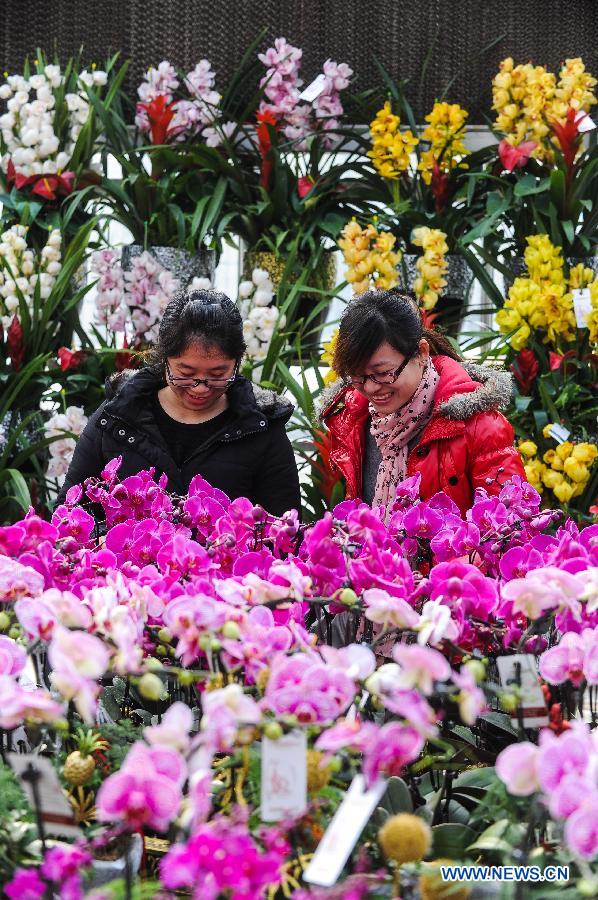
left=57, top=290, right=301, bottom=517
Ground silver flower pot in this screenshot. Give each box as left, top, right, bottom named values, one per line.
left=397, top=253, right=474, bottom=336
left=397, top=253, right=475, bottom=302
left=121, top=244, right=215, bottom=288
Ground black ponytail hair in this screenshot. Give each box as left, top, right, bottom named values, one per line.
left=332, top=288, right=460, bottom=378
left=146, top=289, right=246, bottom=368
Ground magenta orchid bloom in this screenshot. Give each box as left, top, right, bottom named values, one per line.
left=4, top=867, right=46, bottom=900
left=96, top=748, right=183, bottom=832
left=362, top=722, right=424, bottom=786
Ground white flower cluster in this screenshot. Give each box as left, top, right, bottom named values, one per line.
left=238, top=268, right=284, bottom=361
left=0, top=64, right=107, bottom=177
left=135, top=59, right=235, bottom=146
left=45, top=405, right=88, bottom=482
left=0, top=225, right=62, bottom=330
left=91, top=250, right=213, bottom=346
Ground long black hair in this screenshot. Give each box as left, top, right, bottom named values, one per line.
left=146, top=289, right=246, bottom=368
left=333, top=289, right=460, bottom=378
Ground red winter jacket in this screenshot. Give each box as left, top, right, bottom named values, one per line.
left=321, top=356, right=526, bottom=515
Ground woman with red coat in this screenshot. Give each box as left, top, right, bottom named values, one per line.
left=321, top=290, right=526, bottom=517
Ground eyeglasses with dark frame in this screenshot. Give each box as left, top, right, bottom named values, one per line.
left=165, top=359, right=238, bottom=390
left=347, top=352, right=415, bottom=389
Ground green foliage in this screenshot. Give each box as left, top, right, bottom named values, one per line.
left=0, top=760, right=36, bottom=883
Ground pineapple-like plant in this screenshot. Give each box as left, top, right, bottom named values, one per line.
left=63, top=727, right=108, bottom=787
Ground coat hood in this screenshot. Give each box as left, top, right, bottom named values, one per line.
left=318, top=357, right=514, bottom=423
left=105, top=367, right=294, bottom=423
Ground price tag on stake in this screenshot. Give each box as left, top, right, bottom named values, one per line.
left=574, top=110, right=597, bottom=133
left=572, top=288, right=592, bottom=329
left=547, top=423, right=571, bottom=444
left=9, top=753, right=82, bottom=838
left=299, top=74, right=327, bottom=102
left=496, top=654, right=549, bottom=728
left=303, top=775, right=387, bottom=887
left=261, top=730, right=307, bottom=822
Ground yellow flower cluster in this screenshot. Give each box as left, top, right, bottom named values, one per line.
left=418, top=101, right=470, bottom=184
left=338, top=219, right=401, bottom=295
left=411, top=226, right=449, bottom=310
left=320, top=328, right=339, bottom=385
left=552, top=57, right=598, bottom=120
left=368, top=101, right=419, bottom=180
left=519, top=435, right=598, bottom=504
left=587, top=279, right=598, bottom=345
left=492, top=56, right=597, bottom=162
left=496, top=235, right=577, bottom=350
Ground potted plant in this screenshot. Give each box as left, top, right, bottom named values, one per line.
left=351, top=64, right=496, bottom=334
left=481, top=55, right=598, bottom=295
left=0, top=51, right=126, bottom=252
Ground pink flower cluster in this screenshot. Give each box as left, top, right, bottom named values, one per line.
left=91, top=248, right=126, bottom=332
left=258, top=36, right=353, bottom=147
left=160, top=812, right=289, bottom=900
left=540, top=627, right=598, bottom=687
left=135, top=58, right=224, bottom=140
left=5, top=843, right=91, bottom=900
left=91, top=251, right=214, bottom=345
left=96, top=740, right=185, bottom=831
left=496, top=721, right=598, bottom=859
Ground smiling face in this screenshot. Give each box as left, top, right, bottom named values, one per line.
left=163, top=341, right=238, bottom=418
left=351, top=339, right=430, bottom=415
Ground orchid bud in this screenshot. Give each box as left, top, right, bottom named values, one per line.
left=138, top=672, right=167, bottom=701
left=263, top=722, right=283, bottom=741
left=222, top=621, right=240, bottom=640
left=463, top=659, right=486, bottom=684
left=144, top=657, right=163, bottom=672
left=0, top=612, right=11, bottom=631
left=499, top=692, right=519, bottom=712
left=157, top=627, right=172, bottom=644
left=252, top=504, right=266, bottom=522
left=339, top=588, right=358, bottom=607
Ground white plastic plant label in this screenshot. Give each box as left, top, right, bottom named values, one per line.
left=299, top=74, right=327, bottom=102
left=261, top=729, right=307, bottom=822
left=496, top=654, right=549, bottom=728
left=547, top=423, right=571, bottom=444
left=575, top=110, right=597, bottom=133
left=303, top=775, right=386, bottom=887
left=572, top=288, right=592, bottom=328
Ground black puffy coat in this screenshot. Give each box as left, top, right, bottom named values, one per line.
left=56, top=368, right=301, bottom=516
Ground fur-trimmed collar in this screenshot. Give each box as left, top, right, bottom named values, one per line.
left=317, top=360, right=514, bottom=422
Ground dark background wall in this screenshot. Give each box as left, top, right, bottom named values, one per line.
left=2, top=1, right=597, bottom=122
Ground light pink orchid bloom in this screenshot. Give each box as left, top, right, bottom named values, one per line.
left=48, top=625, right=111, bottom=722
left=392, top=644, right=452, bottom=695
left=417, top=599, right=459, bottom=647
left=496, top=742, right=541, bottom=796
left=145, top=701, right=193, bottom=752
left=0, top=556, right=44, bottom=602
left=0, top=675, right=64, bottom=729
left=363, top=588, right=420, bottom=630
left=0, top=635, right=27, bottom=676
